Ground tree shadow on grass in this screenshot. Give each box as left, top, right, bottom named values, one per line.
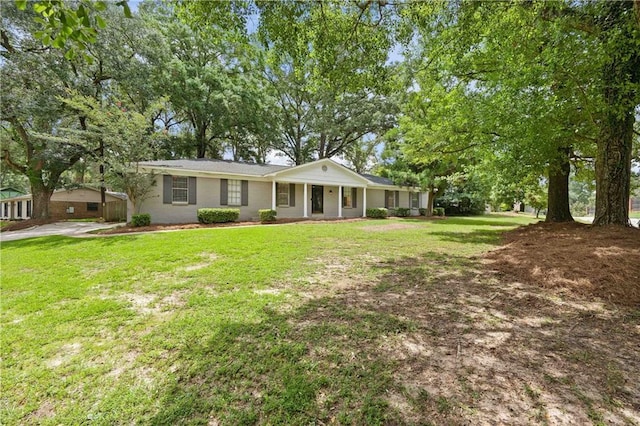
left=434, top=217, right=532, bottom=227
left=0, top=234, right=140, bottom=250
left=147, top=252, right=639, bottom=425
left=429, top=229, right=504, bottom=245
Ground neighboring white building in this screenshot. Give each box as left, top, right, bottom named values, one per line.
left=134, top=158, right=429, bottom=223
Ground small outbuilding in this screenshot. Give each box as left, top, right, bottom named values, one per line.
left=0, top=187, right=127, bottom=221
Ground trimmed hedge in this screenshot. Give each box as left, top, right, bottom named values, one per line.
left=131, top=213, right=151, bottom=227
left=197, top=208, right=240, bottom=224
left=366, top=208, right=388, bottom=219
left=395, top=207, right=411, bottom=217
left=433, top=207, right=445, bottom=217
left=258, top=209, right=277, bottom=223
left=418, top=208, right=427, bottom=216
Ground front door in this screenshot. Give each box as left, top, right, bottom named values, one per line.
left=312, top=185, right=324, bottom=214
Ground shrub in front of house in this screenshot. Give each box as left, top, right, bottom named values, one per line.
left=433, top=207, right=445, bottom=217
left=258, top=209, right=277, bottom=223
left=419, top=208, right=427, bottom=216
left=366, top=208, right=388, bottom=219
left=131, top=213, right=151, bottom=227
left=197, top=208, right=240, bottom=224
left=395, top=207, right=411, bottom=217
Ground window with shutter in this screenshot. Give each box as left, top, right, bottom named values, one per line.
left=227, top=179, right=242, bottom=205
left=343, top=186, right=353, bottom=208
left=386, top=191, right=397, bottom=209
left=411, top=192, right=420, bottom=209
left=277, top=183, right=290, bottom=206
left=172, top=176, right=188, bottom=203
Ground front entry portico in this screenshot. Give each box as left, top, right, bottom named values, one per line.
left=268, top=159, right=380, bottom=219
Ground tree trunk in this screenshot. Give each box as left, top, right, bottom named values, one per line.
left=427, top=188, right=436, bottom=216
left=196, top=124, right=207, bottom=158
left=546, top=148, right=573, bottom=223
left=593, top=113, right=632, bottom=226
left=592, top=1, right=638, bottom=226
left=30, top=180, right=54, bottom=220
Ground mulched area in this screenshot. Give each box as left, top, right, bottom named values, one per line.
left=483, top=221, right=640, bottom=307
left=1, top=219, right=56, bottom=232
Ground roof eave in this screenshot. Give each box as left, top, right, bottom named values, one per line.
left=137, top=165, right=273, bottom=181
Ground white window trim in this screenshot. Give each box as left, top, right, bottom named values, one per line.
left=411, top=192, right=420, bottom=209
left=228, top=179, right=242, bottom=206
left=343, top=186, right=353, bottom=208
left=172, top=176, right=188, bottom=204
left=277, top=182, right=290, bottom=207
left=387, top=191, right=398, bottom=209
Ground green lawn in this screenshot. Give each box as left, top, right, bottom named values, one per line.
left=3, top=214, right=635, bottom=424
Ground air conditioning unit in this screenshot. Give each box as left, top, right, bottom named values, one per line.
left=66, top=206, right=75, bottom=214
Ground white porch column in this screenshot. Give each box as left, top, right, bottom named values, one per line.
left=271, top=181, right=276, bottom=210
left=338, top=186, right=343, bottom=218
left=303, top=183, right=308, bottom=218
left=362, top=187, right=367, bottom=217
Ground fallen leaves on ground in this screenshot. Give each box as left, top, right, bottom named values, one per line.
left=483, top=221, right=640, bottom=307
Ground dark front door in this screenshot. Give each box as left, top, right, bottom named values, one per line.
left=312, top=185, right=323, bottom=214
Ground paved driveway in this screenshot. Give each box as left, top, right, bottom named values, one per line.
left=575, top=217, right=640, bottom=227
left=0, top=222, right=120, bottom=242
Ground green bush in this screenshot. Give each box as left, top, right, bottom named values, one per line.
left=433, top=207, right=445, bottom=217
left=366, top=208, right=388, bottom=219
left=258, top=209, right=277, bottom=223
left=131, top=213, right=151, bottom=227
left=197, top=208, right=240, bottom=224
left=395, top=207, right=411, bottom=217
left=418, top=208, right=427, bottom=216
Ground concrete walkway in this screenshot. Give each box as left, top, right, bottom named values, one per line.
left=575, top=217, right=640, bottom=227
left=0, top=222, right=121, bottom=242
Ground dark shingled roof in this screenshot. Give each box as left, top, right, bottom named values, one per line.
left=138, top=159, right=290, bottom=176
left=138, top=159, right=401, bottom=186
left=360, top=173, right=395, bottom=186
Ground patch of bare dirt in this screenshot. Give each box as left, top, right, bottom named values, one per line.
left=483, top=221, right=640, bottom=307
left=361, top=223, right=423, bottom=232
left=294, top=253, right=640, bottom=424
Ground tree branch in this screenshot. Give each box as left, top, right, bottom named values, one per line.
left=2, top=149, right=27, bottom=174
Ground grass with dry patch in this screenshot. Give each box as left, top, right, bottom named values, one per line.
left=2, top=214, right=638, bottom=425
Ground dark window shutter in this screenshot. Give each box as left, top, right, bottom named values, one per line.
left=188, top=177, right=197, bottom=204
left=220, top=179, right=228, bottom=205
left=241, top=180, right=249, bottom=206
left=163, top=175, right=172, bottom=204
left=384, top=190, right=389, bottom=208
left=289, top=183, right=296, bottom=207
left=395, top=190, right=400, bottom=208
left=352, top=187, right=357, bottom=208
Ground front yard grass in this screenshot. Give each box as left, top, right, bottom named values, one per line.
left=2, top=214, right=638, bottom=424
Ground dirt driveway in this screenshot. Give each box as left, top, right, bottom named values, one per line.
left=0, top=221, right=120, bottom=242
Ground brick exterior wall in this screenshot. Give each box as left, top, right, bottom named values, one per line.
left=49, top=200, right=126, bottom=221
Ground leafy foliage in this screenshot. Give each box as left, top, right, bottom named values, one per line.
left=258, top=209, right=277, bottom=223
left=257, top=1, right=398, bottom=164
left=131, top=213, right=151, bottom=227
left=366, top=208, right=388, bottom=219
left=14, top=0, right=132, bottom=60
left=197, top=208, right=240, bottom=224
left=394, top=207, right=411, bottom=217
